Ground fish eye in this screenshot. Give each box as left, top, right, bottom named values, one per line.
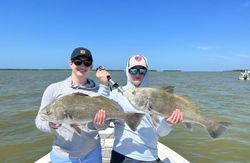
left=46, top=110, right=52, bottom=115
left=132, top=90, right=136, bottom=95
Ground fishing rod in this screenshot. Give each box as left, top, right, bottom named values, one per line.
left=96, top=66, right=124, bottom=93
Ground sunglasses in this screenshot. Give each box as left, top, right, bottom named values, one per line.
left=72, top=59, right=92, bottom=67
left=129, top=68, right=147, bottom=75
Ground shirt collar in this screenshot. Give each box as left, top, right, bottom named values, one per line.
left=65, top=76, right=97, bottom=90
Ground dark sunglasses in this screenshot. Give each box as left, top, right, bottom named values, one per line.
left=129, top=68, right=147, bottom=75
left=72, top=59, right=92, bottom=67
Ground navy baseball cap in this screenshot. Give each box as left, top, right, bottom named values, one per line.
left=71, top=47, right=93, bottom=61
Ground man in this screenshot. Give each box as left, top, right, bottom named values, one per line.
left=35, top=47, right=107, bottom=163
left=97, top=55, right=183, bottom=163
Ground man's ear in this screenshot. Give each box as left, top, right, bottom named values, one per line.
left=69, top=60, right=73, bottom=67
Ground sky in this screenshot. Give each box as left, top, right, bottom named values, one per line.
left=0, top=0, right=250, bottom=71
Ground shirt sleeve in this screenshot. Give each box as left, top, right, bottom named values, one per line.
left=35, top=84, right=56, bottom=133
left=98, top=84, right=110, bottom=97
left=156, top=116, right=173, bottom=137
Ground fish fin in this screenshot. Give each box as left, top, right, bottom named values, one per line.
left=70, top=124, right=82, bottom=135
left=123, top=113, right=145, bottom=131
left=159, top=86, right=174, bottom=94
left=206, top=120, right=232, bottom=138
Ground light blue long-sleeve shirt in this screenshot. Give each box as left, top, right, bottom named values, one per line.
left=35, top=77, right=105, bottom=160
left=97, top=55, right=174, bottom=161
left=99, top=84, right=173, bottom=161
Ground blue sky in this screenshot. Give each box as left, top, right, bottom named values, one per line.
left=0, top=0, right=250, bottom=71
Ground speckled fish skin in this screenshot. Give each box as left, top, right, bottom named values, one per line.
left=122, top=86, right=231, bottom=138
left=39, top=93, right=144, bottom=132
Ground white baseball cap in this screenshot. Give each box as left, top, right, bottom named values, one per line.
left=128, top=55, right=148, bottom=69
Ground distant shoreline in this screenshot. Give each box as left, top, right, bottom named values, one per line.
left=0, top=69, right=124, bottom=71
left=0, top=68, right=248, bottom=72
left=0, top=69, right=72, bottom=71
left=162, top=70, right=182, bottom=72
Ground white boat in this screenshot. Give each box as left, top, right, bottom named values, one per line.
left=35, top=127, right=190, bottom=163
left=239, top=77, right=250, bottom=80
left=238, top=70, right=250, bottom=80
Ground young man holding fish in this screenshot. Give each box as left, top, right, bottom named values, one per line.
left=35, top=47, right=108, bottom=163
left=97, top=55, right=184, bottom=163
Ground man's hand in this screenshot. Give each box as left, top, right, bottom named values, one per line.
left=165, top=109, right=183, bottom=125
left=93, top=109, right=106, bottom=125
left=49, top=122, right=61, bottom=129
left=96, top=67, right=110, bottom=86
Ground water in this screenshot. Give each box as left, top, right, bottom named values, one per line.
left=0, top=70, right=249, bottom=163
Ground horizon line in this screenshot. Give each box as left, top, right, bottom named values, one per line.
left=0, top=68, right=246, bottom=72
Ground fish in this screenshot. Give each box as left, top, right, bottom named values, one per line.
left=122, top=86, right=232, bottom=138
left=39, top=93, right=145, bottom=134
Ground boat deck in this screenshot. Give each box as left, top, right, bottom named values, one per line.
left=99, top=128, right=114, bottom=163
left=35, top=127, right=190, bottom=163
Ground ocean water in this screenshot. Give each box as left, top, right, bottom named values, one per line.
left=0, top=70, right=249, bottom=163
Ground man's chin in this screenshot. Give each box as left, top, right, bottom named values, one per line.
left=133, top=81, right=142, bottom=86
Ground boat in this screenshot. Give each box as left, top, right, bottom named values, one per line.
left=35, top=126, right=190, bottom=163
left=238, top=70, right=250, bottom=80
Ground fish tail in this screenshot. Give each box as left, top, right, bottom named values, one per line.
left=124, top=113, right=145, bottom=131
left=206, top=120, right=232, bottom=138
